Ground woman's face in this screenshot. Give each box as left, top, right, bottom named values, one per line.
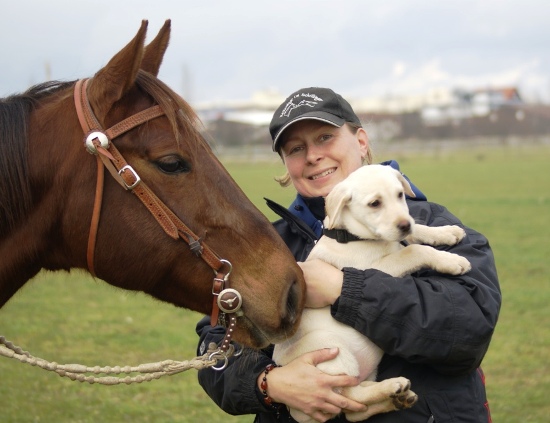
left=280, top=120, right=369, bottom=198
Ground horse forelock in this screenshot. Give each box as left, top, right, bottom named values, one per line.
left=0, top=81, right=74, bottom=235
left=135, top=71, right=208, bottom=158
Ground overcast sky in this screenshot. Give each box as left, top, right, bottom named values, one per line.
left=2, top=0, right=549, bottom=105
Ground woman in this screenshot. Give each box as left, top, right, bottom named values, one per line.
left=196, top=87, right=501, bottom=423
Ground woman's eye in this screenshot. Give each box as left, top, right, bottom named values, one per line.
left=156, top=157, right=191, bottom=174
left=287, top=145, right=304, bottom=155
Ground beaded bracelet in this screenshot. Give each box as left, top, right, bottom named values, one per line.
left=260, top=363, right=283, bottom=416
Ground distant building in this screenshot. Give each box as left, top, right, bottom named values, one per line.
left=195, top=88, right=284, bottom=126
left=471, top=87, right=523, bottom=116
left=195, top=86, right=549, bottom=146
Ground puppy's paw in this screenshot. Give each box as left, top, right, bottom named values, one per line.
left=390, top=380, right=418, bottom=410
left=431, top=225, right=466, bottom=246
left=453, top=255, right=472, bottom=275
left=409, top=224, right=466, bottom=246
left=444, top=225, right=467, bottom=244
left=435, top=252, right=471, bottom=275
left=344, top=377, right=417, bottom=421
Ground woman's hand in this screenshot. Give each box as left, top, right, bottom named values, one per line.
left=260, top=348, right=367, bottom=422
left=298, top=259, right=343, bottom=308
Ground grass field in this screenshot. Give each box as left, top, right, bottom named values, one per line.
left=1, top=142, right=549, bottom=422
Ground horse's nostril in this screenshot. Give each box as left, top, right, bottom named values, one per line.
left=281, top=278, right=303, bottom=329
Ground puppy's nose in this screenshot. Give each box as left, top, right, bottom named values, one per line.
left=397, top=220, right=411, bottom=234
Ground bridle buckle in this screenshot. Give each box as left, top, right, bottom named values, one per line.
left=118, top=165, right=141, bottom=190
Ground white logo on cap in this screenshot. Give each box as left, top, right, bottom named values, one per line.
left=280, top=93, right=324, bottom=117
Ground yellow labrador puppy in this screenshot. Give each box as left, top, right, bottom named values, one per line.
left=273, top=165, right=471, bottom=422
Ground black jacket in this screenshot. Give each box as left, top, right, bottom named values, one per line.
left=196, top=177, right=500, bottom=423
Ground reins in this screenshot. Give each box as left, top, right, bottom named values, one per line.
left=0, top=79, right=244, bottom=381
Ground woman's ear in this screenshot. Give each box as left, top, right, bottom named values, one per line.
left=357, top=128, right=370, bottom=161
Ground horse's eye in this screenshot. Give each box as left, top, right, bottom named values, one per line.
left=156, top=157, right=191, bottom=174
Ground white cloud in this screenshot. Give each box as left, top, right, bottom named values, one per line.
left=392, top=62, right=407, bottom=78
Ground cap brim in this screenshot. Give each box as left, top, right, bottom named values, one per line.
left=272, top=111, right=346, bottom=151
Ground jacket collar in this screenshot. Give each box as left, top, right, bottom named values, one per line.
left=288, top=195, right=324, bottom=238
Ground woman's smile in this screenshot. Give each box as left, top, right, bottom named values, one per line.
left=308, top=168, right=336, bottom=180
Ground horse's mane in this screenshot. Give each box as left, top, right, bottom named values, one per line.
left=0, top=75, right=208, bottom=236
left=0, top=81, right=74, bottom=236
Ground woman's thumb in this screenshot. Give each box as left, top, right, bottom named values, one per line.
left=309, top=347, right=339, bottom=366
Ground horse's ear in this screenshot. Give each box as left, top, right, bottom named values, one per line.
left=87, top=20, right=149, bottom=122
left=141, top=20, right=171, bottom=76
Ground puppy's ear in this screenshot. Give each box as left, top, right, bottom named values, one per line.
left=325, top=183, right=352, bottom=229
left=396, top=172, right=416, bottom=198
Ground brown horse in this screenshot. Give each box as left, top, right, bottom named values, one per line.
left=0, top=20, right=304, bottom=348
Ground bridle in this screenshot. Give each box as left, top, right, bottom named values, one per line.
left=73, top=78, right=241, bottom=359
left=0, top=79, right=244, bottom=379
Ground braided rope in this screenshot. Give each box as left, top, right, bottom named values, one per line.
left=0, top=336, right=229, bottom=385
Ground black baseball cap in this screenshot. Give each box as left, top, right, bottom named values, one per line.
left=269, top=87, right=362, bottom=152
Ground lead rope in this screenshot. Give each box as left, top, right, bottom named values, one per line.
left=0, top=334, right=238, bottom=384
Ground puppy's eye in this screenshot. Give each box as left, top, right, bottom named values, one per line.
left=368, top=200, right=381, bottom=208
left=156, top=156, right=191, bottom=174
left=398, top=192, right=404, bottom=199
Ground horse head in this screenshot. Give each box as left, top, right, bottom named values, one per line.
left=0, top=20, right=305, bottom=348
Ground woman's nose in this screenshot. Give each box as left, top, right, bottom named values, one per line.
left=305, top=145, right=323, bottom=163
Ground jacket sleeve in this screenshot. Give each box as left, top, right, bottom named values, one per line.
left=195, top=316, right=276, bottom=415
left=331, top=201, right=501, bottom=376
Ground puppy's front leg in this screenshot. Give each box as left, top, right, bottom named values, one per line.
left=373, top=245, right=471, bottom=276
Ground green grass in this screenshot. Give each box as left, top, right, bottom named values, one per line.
left=1, top=144, right=549, bottom=422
